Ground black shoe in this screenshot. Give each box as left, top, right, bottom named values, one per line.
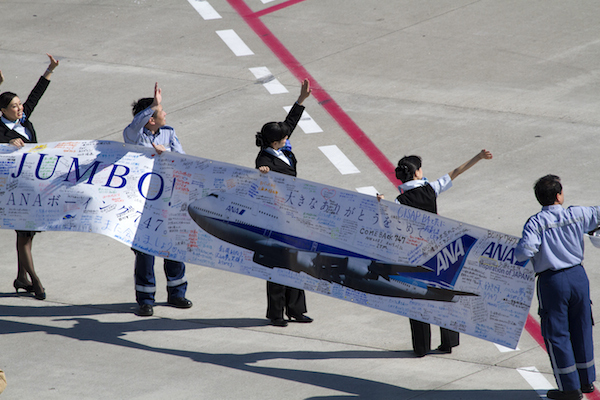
left=13, top=279, right=34, bottom=293
left=582, top=383, right=595, bottom=394
left=436, top=345, right=452, bottom=354
left=167, top=297, right=193, bottom=309
left=137, top=304, right=153, bottom=317
left=546, top=389, right=582, bottom=400
left=270, top=318, right=288, bottom=327
left=287, top=314, right=313, bottom=323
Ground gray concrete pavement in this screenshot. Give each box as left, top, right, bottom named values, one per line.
left=1, top=0, right=600, bottom=398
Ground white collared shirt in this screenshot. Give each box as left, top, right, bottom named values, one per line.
left=265, top=147, right=291, bottom=166
left=1, top=116, right=31, bottom=141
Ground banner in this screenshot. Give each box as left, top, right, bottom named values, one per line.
left=0, top=140, right=533, bottom=348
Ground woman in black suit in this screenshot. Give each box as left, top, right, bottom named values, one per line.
left=255, top=79, right=312, bottom=327
left=0, top=53, right=59, bottom=300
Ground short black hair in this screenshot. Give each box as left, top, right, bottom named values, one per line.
left=534, top=174, right=562, bottom=206
left=395, top=155, right=422, bottom=182
left=131, top=97, right=154, bottom=117
left=0, top=92, right=18, bottom=110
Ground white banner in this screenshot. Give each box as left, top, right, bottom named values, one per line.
left=0, top=140, right=533, bottom=348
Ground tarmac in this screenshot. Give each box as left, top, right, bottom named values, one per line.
left=1, top=0, right=600, bottom=398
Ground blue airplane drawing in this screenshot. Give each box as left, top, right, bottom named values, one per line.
left=187, top=193, right=479, bottom=302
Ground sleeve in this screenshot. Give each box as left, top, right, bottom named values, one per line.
left=515, top=217, right=541, bottom=262
left=429, top=174, right=453, bottom=196
left=581, top=206, right=600, bottom=232
left=22, top=76, right=50, bottom=117
left=123, top=107, right=153, bottom=145
left=256, top=151, right=274, bottom=170
left=170, top=131, right=185, bottom=154
left=282, top=102, right=305, bottom=140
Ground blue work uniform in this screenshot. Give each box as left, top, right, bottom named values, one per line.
left=516, top=204, right=600, bottom=392
left=123, top=106, right=187, bottom=305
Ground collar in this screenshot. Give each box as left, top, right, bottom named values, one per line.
left=398, top=178, right=429, bottom=194
left=541, top=204, right=564, bottom=212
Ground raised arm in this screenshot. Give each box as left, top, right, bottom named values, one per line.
left=448, top=149, right=493, bottom=181
left=296, top=78, right=312, bottom=105
left=42, top=53, right=59, bottom=80
left=0, top=70, right=4, bottom=86
left=151, top=81, right=162, bottom=110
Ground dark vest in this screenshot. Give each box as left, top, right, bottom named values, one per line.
left=396, top=184, right=437, bottom=214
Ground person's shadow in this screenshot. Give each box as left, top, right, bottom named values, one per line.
left=0, top=299, right=541, bottom=399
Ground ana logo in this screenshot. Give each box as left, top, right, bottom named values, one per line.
left=480, top=242, right=528, bottom=266
left=435, top=238, right=464, bottom=275
left=226, top=205, right=246, bottom=215
left=423, top=235, right=477, bottom=284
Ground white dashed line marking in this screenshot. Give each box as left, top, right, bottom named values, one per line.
left=249, top=67, right=289, bottom=94
left=319, top=145, right=360, bottom=175
left=495, top=343, right=520, bottom=352
left=517, top=366, right=554, bottom=398
left=356, top=186, right=379, bottom=196
left=284, top=106, right=322, bottom=134
left=217, top=30, right=254, bottom=56
left=187, top=0, right=222, bottom=19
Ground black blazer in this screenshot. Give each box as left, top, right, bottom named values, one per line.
left=0, top=76, right=50, bottom=144
left=255, top=102, right=305, bottom=177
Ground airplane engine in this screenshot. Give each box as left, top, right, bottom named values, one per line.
left=346, top=257, right=371, bottom=279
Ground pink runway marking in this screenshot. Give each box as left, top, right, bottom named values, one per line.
left=224, top=4, right=599, bottom=395
left=227, top=0, right=398, bottom=184
left=255, top=0, right=307, bottom=17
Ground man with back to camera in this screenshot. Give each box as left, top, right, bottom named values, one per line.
left=123, top=82, right=192, bottom=317
left=515, top=175, right=597, bottom=400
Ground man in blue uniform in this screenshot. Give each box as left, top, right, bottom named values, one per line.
left=516, top=175, right=598, bottom=400
left=123, top=82, right=192, bottom=317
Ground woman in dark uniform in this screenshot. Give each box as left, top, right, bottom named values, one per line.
left=0, top=53, right=59, bottom=300
left=395, top=149, right=492, bottom=356
left=255, top=79, right=312, bottom=327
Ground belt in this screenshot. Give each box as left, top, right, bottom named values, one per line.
left=536, top=264, right=582, bottom=277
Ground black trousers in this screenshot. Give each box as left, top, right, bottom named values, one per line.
left=266, top=282, right=307, bottom=320
left=410, top=319, right=459, bottom=356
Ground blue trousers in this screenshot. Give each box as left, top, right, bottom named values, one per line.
left=537, top=265, right=595, bottom=391
left=133, top=249, right=187, bottom=306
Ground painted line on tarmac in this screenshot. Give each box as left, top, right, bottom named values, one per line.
left=249, top=67, right=289, bottom=94
left=283, top=105, right=322, bottom=133
left=187, top=0, right=222, bottom=19
left=216, top=29, right=255, bottom=56
left=319, top=145, right=361, bottom=175
left=255, top=0, right=308, bottom=17
left=225, top=0, right=397, bottom=183
left=356, top=186, right=380, bottom=196
left=494, top=343, right=520, bottom=352
left=517, top=367, right=554, bottom=398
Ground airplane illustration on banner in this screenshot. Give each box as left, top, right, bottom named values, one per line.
left=187, top=193, right=479, bottom=302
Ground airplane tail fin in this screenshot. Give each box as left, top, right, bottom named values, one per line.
left=421, top=234, right=478, bottom=287
left=397, top=234, right=478, bottom=288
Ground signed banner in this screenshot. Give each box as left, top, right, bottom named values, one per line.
left=0, top=140, right=533, bottom=348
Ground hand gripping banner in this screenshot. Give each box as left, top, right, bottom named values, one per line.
left=0, top=140, right=533, bottom=348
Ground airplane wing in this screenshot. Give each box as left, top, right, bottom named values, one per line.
left=425, top=286, right=479, bottom=302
